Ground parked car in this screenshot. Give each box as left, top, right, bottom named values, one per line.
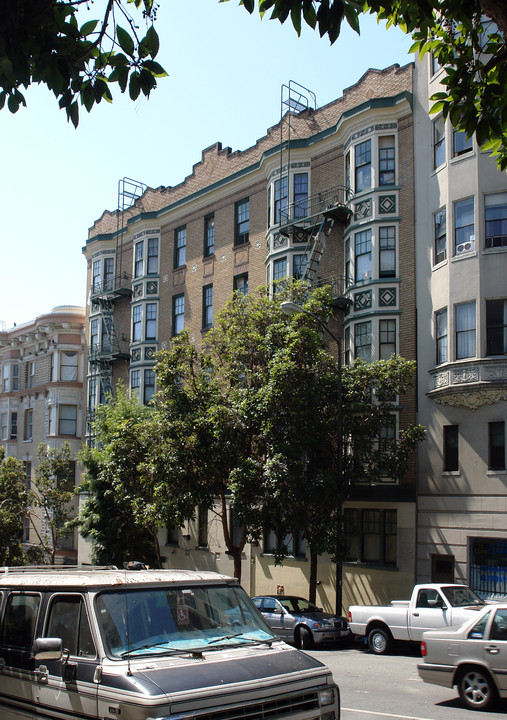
left=418, top=603, right=507, bottom=710
left=349, top=583, right=486, bottom=654
left=251, top=594, right=351, bottom=649
left=0, top=566, right=340, bottom=720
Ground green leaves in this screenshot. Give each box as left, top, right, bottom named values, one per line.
left=0, top=1, right=167, bottom=126
left=232, top=0, right=507, bottom=170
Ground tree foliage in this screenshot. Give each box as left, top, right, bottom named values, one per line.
left=0, top=0, right=166, bottom=126
left=31, top=442, right=75, bottom=564
left=155, top=283, right=424, bottom=597
left=155, top=283, right=341, bottom=584
left=77, top=386, right=194, bottom=568
left=0, top=447, right=31, bottom=565
left=228, top=0, right=507, bottom=169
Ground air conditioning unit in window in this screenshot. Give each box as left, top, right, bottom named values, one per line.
left=456, top=241, right=474, bottom=255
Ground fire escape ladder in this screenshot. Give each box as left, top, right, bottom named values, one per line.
left=303, top=216, right=335, bottom=284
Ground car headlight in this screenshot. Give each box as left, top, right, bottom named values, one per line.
left=319, top=688, right=335, bottom=707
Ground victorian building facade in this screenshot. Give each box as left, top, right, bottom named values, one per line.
left=0, top=306, right=86, bottom=563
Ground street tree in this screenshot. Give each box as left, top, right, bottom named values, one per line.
left=228, top=0, right=507, bottom=169
left=0, top=447, right=31, bottom=565
left=30, top=443, right=76, bottom=564
left=155, top=283, right=424, bottom=601
left=78, top=386, right=195, bottom=567
left=155, top=284, right=340, bottom=586
left=1, top=0, right=166, bottom=126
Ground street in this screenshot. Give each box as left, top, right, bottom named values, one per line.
left=307, top=642, right=507, bottom=720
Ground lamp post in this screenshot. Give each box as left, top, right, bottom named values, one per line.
left=280, top=301, right=344, bottom=615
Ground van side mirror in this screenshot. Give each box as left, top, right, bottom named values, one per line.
left=32, top=637, right=63, bottom=661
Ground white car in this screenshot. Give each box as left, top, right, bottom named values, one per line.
left=418, top=602, right=507, bottom=710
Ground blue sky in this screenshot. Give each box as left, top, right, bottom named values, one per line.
left=0, top=1, right=413, bottom=330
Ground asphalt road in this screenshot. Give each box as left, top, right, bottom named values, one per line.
left=306, top=641, right=507, bottom=720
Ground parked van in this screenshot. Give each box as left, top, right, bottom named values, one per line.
left=0, top=565, right=340, bottom=720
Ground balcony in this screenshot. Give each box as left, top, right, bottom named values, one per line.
left=277, top=185, right=353, bottom=236
left=88, top=342, right=130, bottom=363
left=90, top=274, right=132, bottom=302
left=429, top=358, right=507, bottom=409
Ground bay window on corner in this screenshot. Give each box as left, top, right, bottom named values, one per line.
left=269, top=172, right=308, bottom=226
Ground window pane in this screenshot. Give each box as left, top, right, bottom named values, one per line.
left=486, top=299, right=507, bottom=355
left=355, top=140, right=371, bottom=192
left=453, top=129, right=472, bottom=157
left=436, top=308, right=448, bottom=364
left=456, top=302, right=476, bottom=359
left=235, top=199, right=249, bottom=245
left=60, top=351, right=78, bottom=382
left=455, top=198, right=475, bottom=253
left=59, top=405, right=77, bottom=435
left=355, top=230, right=372, bottom=282
left=293, top=173, right=308, bottom=219
left=355, top=321, right=371, bottom=362
left=174, top=227, right=186, bottom=268
left=433, top=116, right=446, bottom=168
left=379, top=136, right=395, bottom=185
left=204, top=215, right=215, bottom=257
left=379, top=226, right=395, bottom=276
left=444, top=425, right=459, bottom=471
left=173, top=294, right=185, bottom=335
left=147, top=238, right=159, bottom=274
left=485, top=193, right=507, bottom=249
left=145, top=303, right=157, bottom=340
left=434, top=208, right=446, bottom=264
left=489, top=422, right=505, bottom=471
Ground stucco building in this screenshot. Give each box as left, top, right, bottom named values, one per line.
left=414, top=55, right=507, bottom=598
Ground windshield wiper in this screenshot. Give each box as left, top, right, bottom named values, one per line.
left=121, top=643, right=204, bottom=658
left=207, top=633, right=273, bottom=647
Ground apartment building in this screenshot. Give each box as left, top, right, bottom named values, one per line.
left=83, top=64, right=418, bottom=609
left=0, top=306, right=86, bottom=563
left=414, top=56, right=507, bottom=598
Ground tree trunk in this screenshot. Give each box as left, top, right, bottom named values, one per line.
left=309, top=551, right=318, bottom=604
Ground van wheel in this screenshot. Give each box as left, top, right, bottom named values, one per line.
left=458, top=667, right=497, bottom=710
left=367, top=627, right=391, bottom=655
left=298, top=627, right=314, bottom=650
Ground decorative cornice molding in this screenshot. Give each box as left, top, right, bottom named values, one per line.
left=434, top=389, right=507, bottom=411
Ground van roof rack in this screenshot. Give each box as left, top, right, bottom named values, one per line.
left=0, top=565, right=118, bottom=574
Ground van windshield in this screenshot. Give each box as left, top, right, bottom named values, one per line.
left=96, top=584, right=276, bottom=658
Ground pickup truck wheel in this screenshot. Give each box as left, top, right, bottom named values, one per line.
left=298, top=627, right=314, bottom=650
left=458, top=667, right=497, bottom=710
left=367, top=627, right=391, bottom=655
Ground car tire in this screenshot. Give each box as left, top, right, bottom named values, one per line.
left=458, top=667, right=497, bottom=710
left=367, top=627, right=392, bottom=655
left=298, top=627, right=314, bottom=650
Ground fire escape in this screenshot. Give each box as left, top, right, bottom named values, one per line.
left=86, top=178, right=146, bottom=440
left=274, top=82, right=353, bottom=306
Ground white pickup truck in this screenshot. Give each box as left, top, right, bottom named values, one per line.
left=348, top=583, right=486, bottom=654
